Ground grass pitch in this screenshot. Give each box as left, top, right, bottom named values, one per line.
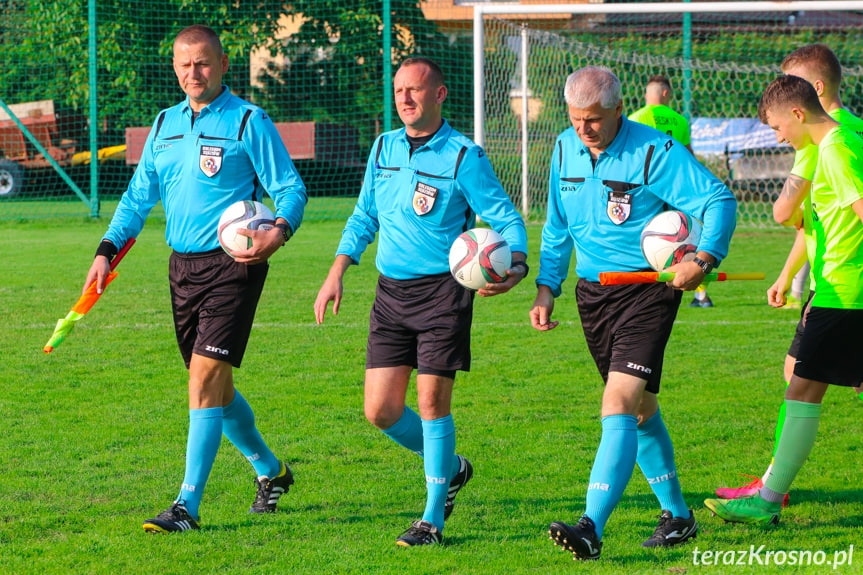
left=1, top=216, right=862, bottom=574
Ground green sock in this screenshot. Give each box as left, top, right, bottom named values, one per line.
left=772, top=400, right=787, bottom=457
left=763, top=400, right=821, bottom=499
left=771, top=379, right=792, bottom=456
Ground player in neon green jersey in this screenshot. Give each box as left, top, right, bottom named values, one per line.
left=629, top=75, right=693, bottom=152
left=706, top=74, right=863, bottom=525
left=715, top=45, right=863, bottom=505
left=630, top=76, right=715, bottom=309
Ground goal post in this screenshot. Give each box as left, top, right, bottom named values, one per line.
left=473, top=1, right=863, bottom=224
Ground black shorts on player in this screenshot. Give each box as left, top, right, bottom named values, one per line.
left=794, top=306, right=863, bottom=387
left=169, top=249, right=268, bottom=368
left=787, top=291, right=815, bottom=359
left=576, top=279, right=682, bottom=393
left=367, top=272, right=473, bottom=377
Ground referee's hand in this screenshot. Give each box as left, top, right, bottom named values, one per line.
left=477, top=270, right=522, bottom=297
left=231, top=226, right=285, bottom=264
left=666, top=260, right=706, bottom=291
left=530, top=286, right=559, bottom=331
left=84, top=255, right=112, bottom=295
left=477, top=253, right=528, bottom=298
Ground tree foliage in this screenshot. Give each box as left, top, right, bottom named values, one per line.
left=0, top=0, right=289, bottom=135
left=0, top=1, right=474, bottom=152
left=253, top=0, right=474, bottom=149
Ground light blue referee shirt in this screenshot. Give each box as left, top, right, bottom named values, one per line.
left=337, top=120, right=527, bottom=280
left=103, top=86, right=307, bottom=253
left=537, top=116, right=737, bottom=294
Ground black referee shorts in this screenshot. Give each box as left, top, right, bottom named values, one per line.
left=367, top=273, right=473, bottom=378
left=576, top=278, right=682, bottom=394
left=169, top=248, right=268, bottom=369
left=794, top=305, right=863, bottom=387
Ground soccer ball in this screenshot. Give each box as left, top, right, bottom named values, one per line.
left=640, top=210, right=702, bottom=272
left=217, top=200, right=275, bottom=256
left=448, top=228, right=512, bottom=290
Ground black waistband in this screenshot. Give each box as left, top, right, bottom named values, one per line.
left=379, top=271, right=452, bottom=288
left=171, top=247, right=226, bottom=260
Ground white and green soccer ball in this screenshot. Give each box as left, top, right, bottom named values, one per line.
left=640, top=210, right=702, bottom=272
left=448, top=227, right=512, bottom=290
left=217, top=200, right=275, bottom=257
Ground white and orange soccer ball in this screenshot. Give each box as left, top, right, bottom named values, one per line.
left=217, top=200, right=275, bottom=257
left=448, top=228, right=512, bottom=290
left=640, top=210, right=702, bottom=272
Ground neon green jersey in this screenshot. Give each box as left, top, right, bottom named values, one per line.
left=792, top=109, right=863, bottom=180
left=791, top=108, right=863, bottom=290
left=628, top=105, right=691, bottom=146
left=810, top=125, right=863, bottom=309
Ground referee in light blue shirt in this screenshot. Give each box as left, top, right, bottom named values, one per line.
left=315, top=57, right=527, bottom=547
left=534, top=66, right=736, bottom=561
left=84, top=25, right=306, bottom=534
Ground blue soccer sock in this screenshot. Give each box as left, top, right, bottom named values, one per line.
left=584, top=414, right=638, bottom=539
left=382, top=406, right=461, bottom=477
left=382, top=406, right=425, bottom=456
left=222, top=390, right=280, bottom=479
left=177, top=407, right=224, bottom=520
left=636, top=409, right=689, bottom=518
left=420, top=415, right=456, bottom=531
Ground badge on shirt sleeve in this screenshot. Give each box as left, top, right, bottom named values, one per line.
left=413, top=181, right=439, bottom=216
left=606, top=191, right=632, bottom=225
left=200, top=146, right=223, bottom=177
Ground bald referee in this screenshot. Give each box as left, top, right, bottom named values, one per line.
left=84, top=25, right=306, bottom=533
left=315, top=57, right=527, bottom=547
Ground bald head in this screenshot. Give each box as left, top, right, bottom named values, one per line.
left=174, top=25, right=223, bottom=56
left=172, top=24, right=229, bottom=112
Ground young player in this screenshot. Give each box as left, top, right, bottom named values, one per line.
left=629, top=75, right=694, bottom=153
left=715, top=44, right=863, bottom=505
left=629, top=75, right=713, bottom=308
left=705, top=74, right=863, bottom=525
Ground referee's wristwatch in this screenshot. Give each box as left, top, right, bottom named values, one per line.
left=692, top=256, right=714, bottom=275
left=274, top=222, right=292, bottom=244
left=509, top=261, right=530, bottom=277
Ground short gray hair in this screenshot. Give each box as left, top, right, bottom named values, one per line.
left=564, top=66, right=621, bottom=109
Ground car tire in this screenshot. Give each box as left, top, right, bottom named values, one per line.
left=0, top=159, right=23, bottom=198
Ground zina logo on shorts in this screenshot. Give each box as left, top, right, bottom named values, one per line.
left=627, top=361, right=652, bottom=374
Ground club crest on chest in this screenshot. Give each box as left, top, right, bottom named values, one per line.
left=200, top=146, right=224, bottom=177
left=413, top=181, right=439, bottom=216
left=607, top=191, right=632, bottom=225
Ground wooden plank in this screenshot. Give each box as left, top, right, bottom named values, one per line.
left=0, top=100, right=54, bottom=122
left=125, top=121, right=360, bottom=165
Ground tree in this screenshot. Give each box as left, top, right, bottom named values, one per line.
left=252, top=0, right=474, bottom=150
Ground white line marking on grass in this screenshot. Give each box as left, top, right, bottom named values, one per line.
left=24, top=318, right=798, bottom=331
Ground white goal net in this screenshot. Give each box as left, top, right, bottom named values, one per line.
left=476, top=2, right=863, bottom=226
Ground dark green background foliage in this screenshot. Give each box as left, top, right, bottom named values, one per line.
left=1, top=2, right=863, bottom=222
